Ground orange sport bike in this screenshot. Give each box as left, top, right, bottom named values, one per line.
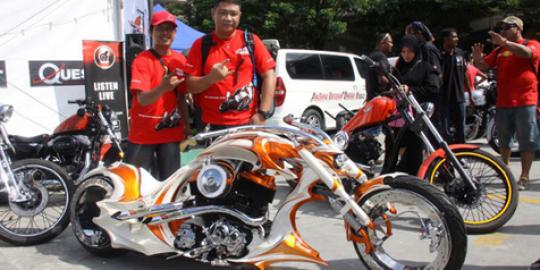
left=70, top=115, right=466, bottom=269
left=334, top=55, right=518, bottom=234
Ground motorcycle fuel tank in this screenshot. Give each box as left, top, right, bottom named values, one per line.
left=53, top=113, right=91, bottom=134
left=342, top=96, right=397, bottom=133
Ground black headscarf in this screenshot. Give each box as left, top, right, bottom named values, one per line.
left=410, top=21, right=434, bottom=42
left=396, top=35, right=422, bottom=77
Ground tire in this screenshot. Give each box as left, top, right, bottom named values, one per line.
left=301, top=108, right=325, bottom=130
left=0, top=159, right=73, bottom=245
left=425, top=149, right=518, bottom=234
left=353, top=175, right=467, bottom=270
left=70, top=176, right=125, bottom=256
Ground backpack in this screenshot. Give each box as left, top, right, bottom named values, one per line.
left=199, top=29, right=274, bottom=115
left=200, top=30, right=260, bottom=89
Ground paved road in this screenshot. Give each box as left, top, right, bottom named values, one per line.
left=1, top=144, right=539, bottom=270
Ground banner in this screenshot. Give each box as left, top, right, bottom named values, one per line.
left=29, top=61, right=84, bottom=87
left=0, top=61, right=6, bottom=88
left=124, top=0, right=150, bottom=49
left=83, top=40, right=128, bottom=138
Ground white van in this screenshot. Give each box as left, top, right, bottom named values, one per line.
left=268, top=49, right=367, bottom=130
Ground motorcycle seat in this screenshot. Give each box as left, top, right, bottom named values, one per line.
left=9, top=134, right=49, bottom=144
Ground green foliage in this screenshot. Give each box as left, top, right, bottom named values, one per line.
left=163, top=0, right=540, bottom=54
left=164, top=0, right=367, bottom=49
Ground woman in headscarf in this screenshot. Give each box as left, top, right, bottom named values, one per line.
left=405, top=21, right=442, bottom=77
left=392, top=35, right=440, bottom=175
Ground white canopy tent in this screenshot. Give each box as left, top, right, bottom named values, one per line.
left=0, top=0, right=149, bottom=136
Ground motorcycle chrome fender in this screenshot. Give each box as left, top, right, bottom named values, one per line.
left=416, top=144, right=480, bottom=179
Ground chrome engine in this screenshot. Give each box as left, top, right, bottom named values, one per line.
left=345, top=128, right=383, bottom=166
left=174, top=217, right=251, bottom=265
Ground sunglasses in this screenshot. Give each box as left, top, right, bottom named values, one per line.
left=501, top=24, right=518, bottom=31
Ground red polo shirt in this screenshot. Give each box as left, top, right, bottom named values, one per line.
left=184, top=30, right=276, bottom=125
left=484, top=39, right=540, bottom=108
left=129, top=50, right=186, bottom=144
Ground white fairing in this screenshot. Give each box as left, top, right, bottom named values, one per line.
left=82, top=130, right=361, bottom=266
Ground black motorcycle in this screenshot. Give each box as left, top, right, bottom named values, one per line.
left=8, top=99, right=124, bottom=183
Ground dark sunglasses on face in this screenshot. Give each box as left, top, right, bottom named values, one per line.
left=501, top=24, right=517, bottom=31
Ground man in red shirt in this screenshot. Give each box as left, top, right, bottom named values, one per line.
left=125, top=10, right=190, bottom=180
left=472, top=16, right=540, bottom=189
left=184, top=0, right=276, bottom=130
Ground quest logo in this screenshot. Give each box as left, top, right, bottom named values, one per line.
left=29, top=61, right=84, bottom=87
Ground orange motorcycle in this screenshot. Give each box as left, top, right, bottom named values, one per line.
left=333, top=55, right=518, bottom=234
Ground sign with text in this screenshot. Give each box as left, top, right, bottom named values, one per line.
left=0, top=61, right=6, bottom=88
left=83, top=40, right=128, bottom=138
left=29, top=60, right=84, bottom=87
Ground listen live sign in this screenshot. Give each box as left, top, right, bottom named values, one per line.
left=83, top=40, right=128, bottom=138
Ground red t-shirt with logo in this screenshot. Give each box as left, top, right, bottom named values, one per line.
left=484, top=39, right=540, bottom=108
left=129, top=50, right=186, bottom=144
left=184, top=30, right=276, bottom=125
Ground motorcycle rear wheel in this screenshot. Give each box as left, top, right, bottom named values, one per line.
left=0, top=159, right=73, bottom=245
left=425, top=149, right=518, bottom=234
left=70, top=176, right=125, bottom=256
left=353, top=176, right=467, bottom=270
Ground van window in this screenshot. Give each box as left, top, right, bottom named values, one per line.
left=285, top=53, right=323, bottom=80
left=321, top=55, right=355, bottom=81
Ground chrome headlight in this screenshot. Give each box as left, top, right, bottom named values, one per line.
left=197, top=164, right=231, bottom=199
left=0, top=104, right=13, bottom=123
left=333, top=131, right=349, bottom=151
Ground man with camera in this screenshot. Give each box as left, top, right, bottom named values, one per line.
left=184, top=0, right=276, bottom=131
left=125, top=10, right=190, bottom=180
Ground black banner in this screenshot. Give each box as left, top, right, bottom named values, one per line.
left=29, top=61, right=84, bottom=87
left=83, top=40, right=129, bottom=138
left=0, top=61, right=6, bottom=88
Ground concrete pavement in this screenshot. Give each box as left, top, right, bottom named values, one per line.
left=1, top=145, right=539, bottom=270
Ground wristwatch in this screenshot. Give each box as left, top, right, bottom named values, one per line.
left=258, top=109, right=273, bottom=120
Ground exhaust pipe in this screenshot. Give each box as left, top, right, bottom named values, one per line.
left=112, top=204, right=266, bottom=227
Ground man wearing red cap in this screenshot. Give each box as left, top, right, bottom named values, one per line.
left=472, top=16, right=540, bottom=190
left=124, top=10, right=190, bottom=180
left=184, top=0, right=276, bottom=131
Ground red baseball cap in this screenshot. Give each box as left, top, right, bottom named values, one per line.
left=151, top=11, right=177, bottom=27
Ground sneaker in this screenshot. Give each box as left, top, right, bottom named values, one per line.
left=518, top=178, right=529, bottom=191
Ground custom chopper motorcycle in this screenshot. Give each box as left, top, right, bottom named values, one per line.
left=70, top=115, right=467, bottom=270
left=0, top=104, right=73, bottom=245
left=334, top=55, right=518, bottom=234
left=8, top=99, right=124, bottom=183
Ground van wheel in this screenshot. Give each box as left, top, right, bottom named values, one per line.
left=302, top=109, right=325, bottom=130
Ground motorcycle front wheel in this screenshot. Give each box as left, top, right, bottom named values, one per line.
left=426, top=149, right=518, bottom=234
left=354, top=176, right=467, bottom=270
left=0, top=159, right=73, bottom=245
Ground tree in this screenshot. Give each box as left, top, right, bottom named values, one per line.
left=164, top=0, right=370, bottom=49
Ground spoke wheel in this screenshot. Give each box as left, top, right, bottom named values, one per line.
left=427, top=149, right=518, bottom=234
left=0, top=159, right=72, bottom=245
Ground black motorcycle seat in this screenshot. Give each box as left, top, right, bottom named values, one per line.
left=9, top=134, right=49, bottom=144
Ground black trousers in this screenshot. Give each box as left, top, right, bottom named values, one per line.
left=124, top=142, right=180, bottom=181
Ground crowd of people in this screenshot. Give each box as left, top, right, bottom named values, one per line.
left=366, top=17, right=540, bottom=193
